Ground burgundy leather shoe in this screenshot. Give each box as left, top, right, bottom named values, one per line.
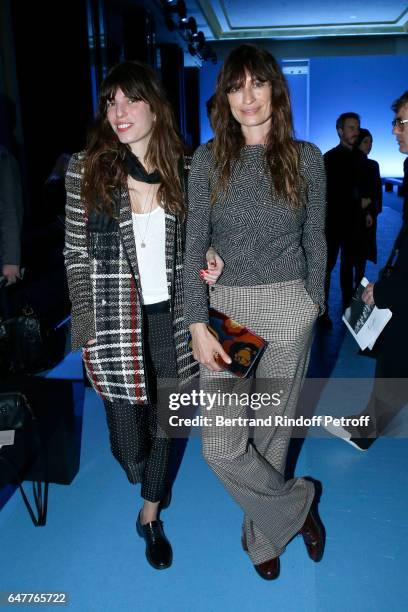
left=299, top=505, right=325, bottom=562
left=241, top=529, right=280, bottom=580
left=253, top=557, right=280, bottom=581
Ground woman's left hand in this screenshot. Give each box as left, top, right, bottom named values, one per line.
left=201, top=247, right=224, bottom=285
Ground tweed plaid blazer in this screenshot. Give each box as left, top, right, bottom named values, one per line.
left=64, top=152, right=198, bottom=404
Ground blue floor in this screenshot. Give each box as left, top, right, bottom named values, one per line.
left=1, top=192, right=407, bottom=612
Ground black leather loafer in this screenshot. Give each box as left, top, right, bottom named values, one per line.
left=136, top=513, right=173, bottom=570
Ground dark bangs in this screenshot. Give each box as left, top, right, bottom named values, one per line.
left=98, top=61, right=157, bottom=115
left=222, top=46, right=275, bottom=93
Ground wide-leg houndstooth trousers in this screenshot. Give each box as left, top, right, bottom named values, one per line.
left=200, top=279, right=318, bottom=564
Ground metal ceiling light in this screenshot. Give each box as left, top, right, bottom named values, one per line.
left=179, top=16, right=197, bottom=34
left=174, top=0, right=186, bottom=20
left=192, top=31, right=205, bottom=50
left=160, top=0, right=216, bottom=64
left=163, top=0, right=186, bottom=23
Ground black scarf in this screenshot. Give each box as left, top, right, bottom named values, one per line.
left=124, top=150, right=161, bottom=184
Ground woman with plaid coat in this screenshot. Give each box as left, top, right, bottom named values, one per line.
left=64, top=61, right=222, bottom=570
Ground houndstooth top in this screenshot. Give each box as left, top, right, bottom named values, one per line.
left=183, top=141, right=327, bottom=326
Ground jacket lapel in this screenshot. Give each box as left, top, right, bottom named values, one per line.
left=118, top=186, right=141, bottom=288
left=165, top=212, right=176, bottom=304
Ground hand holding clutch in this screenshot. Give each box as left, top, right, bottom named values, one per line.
left=189, top=322, right=231, bottom=372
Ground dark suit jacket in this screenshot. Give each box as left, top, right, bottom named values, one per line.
left=402, top=157, right=408, bottom=222
left=364, top=158, right=382, bottom=216
left=359, top=157, right=382, bottom=263
left=324, top=143, right=368, bottom=244
left=374, top=222, right=408, bottom=375
left=0, top=146, right=23, bottom=269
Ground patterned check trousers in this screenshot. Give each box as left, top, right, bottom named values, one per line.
left=103, top=309, right=177, bottom=503
left=200, top=279, right=318, bottom=564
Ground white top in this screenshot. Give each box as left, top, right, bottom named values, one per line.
left=132, top=206, right=169, bottom=305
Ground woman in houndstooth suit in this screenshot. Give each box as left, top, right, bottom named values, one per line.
left=64, top=61, right=222, bottom=570
left=184, top=44, right=327, bottom=580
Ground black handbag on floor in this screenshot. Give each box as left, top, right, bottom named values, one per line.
left=0, top=310, right=66, bottom=375
left=0, top=392, right=48, bottom=526
left=0, top=277, right=67, bottom=375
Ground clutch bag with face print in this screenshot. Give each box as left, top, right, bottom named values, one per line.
left=188, top=309, right=268, bottom=377
left=208, top=308, right=267, bottom=378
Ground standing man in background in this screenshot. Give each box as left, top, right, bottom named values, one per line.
left=0, top=145, right=23, bottom=284
left=323, top=112, right=368, bottom=325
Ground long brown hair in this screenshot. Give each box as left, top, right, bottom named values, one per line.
left=82, top=61, right=185, bottom=216
left=212, top=44, right=302, bottom=207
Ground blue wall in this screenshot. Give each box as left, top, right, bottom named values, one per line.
left=285, top=70, right=309, bottom=142
left=198, top=53, right=408, bottom=177
left=309, top=55, right=408, bottom=177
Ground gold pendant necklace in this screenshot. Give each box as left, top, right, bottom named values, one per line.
left=130, top=182, right=155, bottom=248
